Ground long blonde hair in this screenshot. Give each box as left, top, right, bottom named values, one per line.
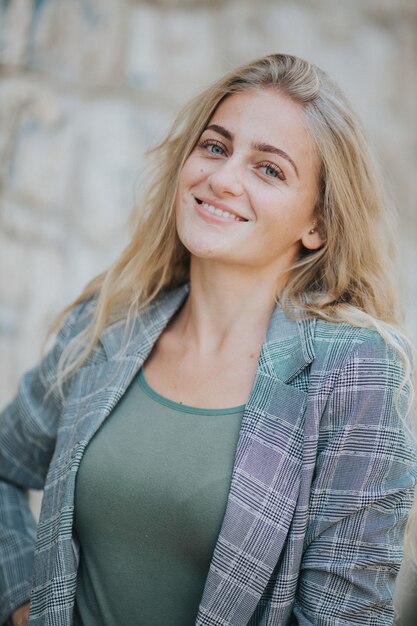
left=53, top=53, right=409, bottom=385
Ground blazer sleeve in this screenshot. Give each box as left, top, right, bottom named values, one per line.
left=294, top=332, right=417, bottom=625
left=0, top=302, right=89, bottom=624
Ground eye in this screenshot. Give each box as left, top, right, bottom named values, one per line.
left=258, top=161, right=286, bottom=181
left=198, top=139, right=227, bottom=157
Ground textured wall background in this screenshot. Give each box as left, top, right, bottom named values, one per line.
left=1, top=0, right=417, bottom=614
left=1, top=0, right=416, bottom=401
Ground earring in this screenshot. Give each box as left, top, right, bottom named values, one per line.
left=309, top=223, right=316, bottom=234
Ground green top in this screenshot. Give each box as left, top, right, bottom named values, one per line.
left=74, top=368, right=245, bottom=626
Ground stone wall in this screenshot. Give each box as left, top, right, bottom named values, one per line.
left=1, top=0, right=416, bottom=401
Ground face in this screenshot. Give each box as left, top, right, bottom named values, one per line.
left=176, top=89, right=324, bottom=279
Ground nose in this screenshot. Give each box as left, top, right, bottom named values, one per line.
left=208, top=158, right=244, bottom=198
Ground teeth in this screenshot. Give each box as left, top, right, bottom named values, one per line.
left=201, top=201, right=244, bottom=221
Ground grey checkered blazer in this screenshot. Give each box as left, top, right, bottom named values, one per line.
left=1, top=284, right=416, bottom=625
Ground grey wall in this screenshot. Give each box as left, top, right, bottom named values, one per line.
left=1, top=0, right=416, bottom=401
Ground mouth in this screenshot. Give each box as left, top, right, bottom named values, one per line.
left=195, top=197, right=248, bottom=222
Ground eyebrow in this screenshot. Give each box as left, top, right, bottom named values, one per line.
left=205, top=124, right=299, bottom=178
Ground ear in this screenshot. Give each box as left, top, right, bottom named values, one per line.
left=301, top=220, right=326, bottom=251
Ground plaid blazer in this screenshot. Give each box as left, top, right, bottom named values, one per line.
left=1, top=284, right=416, bottom=625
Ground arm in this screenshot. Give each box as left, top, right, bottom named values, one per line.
left=295, top=333, right=417, bottom=625
left=0, top=302, right=89, bottom=624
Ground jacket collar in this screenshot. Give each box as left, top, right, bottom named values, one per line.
left=99, top=283, right=190, bottom=361
left=99, top=284, right=315, bottom=383
left=263, top=302, right=316, bottom=382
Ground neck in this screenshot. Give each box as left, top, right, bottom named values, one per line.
left=175, top=258, right=284, bottom=354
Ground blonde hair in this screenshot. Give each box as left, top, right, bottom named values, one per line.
left=53, top=53, right=410, bottom=387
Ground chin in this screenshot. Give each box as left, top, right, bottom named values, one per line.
left=182, top=241, right=218, bottom=260
left=176, top=227, right=218, bottom=259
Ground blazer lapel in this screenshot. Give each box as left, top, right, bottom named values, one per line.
left=197, top=305, right=316, bottom=625
left=35, top=286, right=191, bottom=609
left=66, top=285, right=190, bottom=451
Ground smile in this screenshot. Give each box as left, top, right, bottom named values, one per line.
left=195, top=198, right=247, bottom=222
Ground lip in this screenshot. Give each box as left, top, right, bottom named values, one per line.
left=194, top=195, right=248, bottom=223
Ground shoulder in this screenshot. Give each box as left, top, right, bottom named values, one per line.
left=60, top=296, right=97, bottom=338
left=309, top=316, right=411, bottom=378
left=310, top=318, right=414, bottom=435
left=264, top=304, right=411, bottom=388
left=297, top=314, right=413, bottom=415
left=51, top=284, right=190, bottom=365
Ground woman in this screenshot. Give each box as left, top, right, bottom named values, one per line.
left=1, top=53, right=416, bottom=626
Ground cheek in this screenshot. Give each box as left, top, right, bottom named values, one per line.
left=178, top=156, right=209, bottom=190
left=179, top=157, right=198, bottom=183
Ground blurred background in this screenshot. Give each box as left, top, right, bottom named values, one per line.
left=1, top=0, right=416, bottom=398
left=0, top=2, right=416, bottom=617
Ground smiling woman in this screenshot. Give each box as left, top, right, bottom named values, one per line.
left=175, top=90, right=322, bottom=282
left=1, top=54, right=416, bottom=626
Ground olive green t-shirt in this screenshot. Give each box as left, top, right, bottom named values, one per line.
left=73, top=368, right=245, bottom=626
